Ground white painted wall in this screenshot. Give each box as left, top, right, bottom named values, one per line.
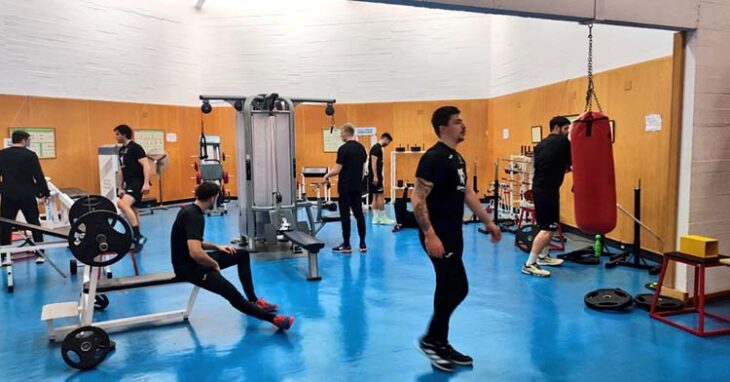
left=0, top=0, right=674, bottom=105
left=0, top=0, right=201, bottom=105
left=198, top=0, right=675, bottom=102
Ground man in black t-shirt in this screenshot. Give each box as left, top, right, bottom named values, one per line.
left=324, top=123, right=368, bottom=253
left=171, top=182, right=294, bottom=331
left=368, top=132, right=393, bottom=225
left=113, top=125, right=151, bottom=248
left=0, top=130, right=51, bottom=264
left=522, top=116, right=572, bottom=277
left=412, top=106, right=502, bottom=372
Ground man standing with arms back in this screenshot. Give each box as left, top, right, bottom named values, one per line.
left=369, top=132, right=394, bottom=225
left=522, top=116, right=572, bottom=277
left=0, top=130, right=50, bottom=264
left=412, top=106, right=502, bottom=372
left=324, top=123, right=368, bottom=254
left=114, top=124, right=151, bottom=248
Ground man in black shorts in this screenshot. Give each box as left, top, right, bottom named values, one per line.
left=0, top=130, right=51, bottom=264
left=413, top=106, right=502, bottom=372
left=114, top=124, right=151, bottom=248
left=368, top=132, right=393, bottom=225
left=171, top=182, right=294, bottom=330
left=522, top=116, right=572, bottom=277
left=324, top=123, right=368, bottom=253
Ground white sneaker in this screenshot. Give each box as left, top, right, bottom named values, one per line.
left=35, top=255, right=46, bottom=264
left=537, top=255, right=564, bottom=267
left=380, top=216, right=395, bottom=225
left=371, top=214, right=382, bottom=224
left=522, top=263, right=551, bottom=277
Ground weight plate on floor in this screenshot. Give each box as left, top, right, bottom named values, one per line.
left=514, top=224, right=537, bottom=254
left=94, top=294, right=110, bottom=311
left=69, top=195, right=116, bottom=225
left=584, top=288, right=633, bottom=311
left=61, top=326, right=113, bottom=370
left=633, top=293, right=684, bottom=312
left=68, top=210, right=132, bottom=267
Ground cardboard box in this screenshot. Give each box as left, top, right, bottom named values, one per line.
left=680, top=235, right=719, bottom=259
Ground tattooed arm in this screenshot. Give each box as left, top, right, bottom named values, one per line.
left=412, top=176, right=445, bottom=258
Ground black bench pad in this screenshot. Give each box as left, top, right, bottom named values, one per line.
left=282, top=231, right=325, bottom=253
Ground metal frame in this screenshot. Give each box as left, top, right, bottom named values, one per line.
left=43, top=265, right=200, bottom=341
left=1, top=240, right=68, bottom=292
left=199, top=95, right=334, bottom=281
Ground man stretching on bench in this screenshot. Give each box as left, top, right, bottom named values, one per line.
left=171, top=182, right=294, bottom=330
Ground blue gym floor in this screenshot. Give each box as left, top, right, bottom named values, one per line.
left=1, top=204, right=729, bottom=382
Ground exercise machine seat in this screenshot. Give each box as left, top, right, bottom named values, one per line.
left=83, top=271, right=181, bottom=293
left=282, top=231, right=325, bottom=253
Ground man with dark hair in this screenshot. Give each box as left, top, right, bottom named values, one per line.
left=171, top=182, right=294, bottom=330
left=413, top=106, right=502, bottom=372
left=324, top=123, right=368, bottom=253
left=0, top=130, right=50, bottom=264
left=368, top=132, right=394, bottom=225
left=522, top=116, right=572, bottom=277
left=113, top=124, right=151, bottom=248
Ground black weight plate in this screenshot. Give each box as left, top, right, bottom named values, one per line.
left=514, top=224, right=537, bottom=254
left=68, top=210, right=132, bottom=267
left=94, top=294, right=110, bottom=311
left=68, top=195, right=116, bottom=225
left=61, top=326, right=112, bottom=370
left=584, top=288, right=633, bottom=311
left=634, top=293, right=684, bottom=312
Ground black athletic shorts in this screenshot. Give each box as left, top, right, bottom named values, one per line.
left=533, top=188, right=560, bottom=231
left=369, top=175, right=384, bottom=194
left=123, top=179, right=144, bottom=208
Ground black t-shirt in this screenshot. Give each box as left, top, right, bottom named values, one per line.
left=0, top=146, right=50, bottom=198
left=368, top=143, right=384, bottom=178
left=118, top=141, right=146, bottom=183
left=170, top=204, right=205, bottom=272
left=336, top=140, right=367, bottom=191
left=532, top=134, right=571, bottom=192
left=415, top=142, right=467, bottom=231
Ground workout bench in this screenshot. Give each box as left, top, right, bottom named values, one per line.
left=42, top=267, right=199, bottom=341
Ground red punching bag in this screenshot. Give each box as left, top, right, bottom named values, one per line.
left=571, top=112, right=616, bottom=234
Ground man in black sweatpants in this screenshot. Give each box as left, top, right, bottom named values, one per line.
left=171, top=182, right=294, bottom=331
left=324, top=123, right=368, bottom=253
left=412, top=106, right=502, bottom=372
left=0, top=130, right=50, bottom=264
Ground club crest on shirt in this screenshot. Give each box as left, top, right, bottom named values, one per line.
left=457, top=168, right=466, bottom=191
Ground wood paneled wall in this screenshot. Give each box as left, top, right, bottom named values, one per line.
left=0, top=95, right=238, bottom=203
left=486, top=56, right=677, bottom=253
left=296, top=56, right=679, bottom=254
left=0, top=54, right=679, bottom=255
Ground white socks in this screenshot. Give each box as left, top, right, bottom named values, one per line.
left=526, top=251, right=540, bottom=266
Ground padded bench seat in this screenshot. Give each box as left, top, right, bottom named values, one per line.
left=282, top=230, right=325, bottom=253
left=321, top=216, right=341, bottom=223
left=83, top=271, right=181, bottom=293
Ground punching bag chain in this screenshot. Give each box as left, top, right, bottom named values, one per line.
left=585, top=23, right=603, bottom=113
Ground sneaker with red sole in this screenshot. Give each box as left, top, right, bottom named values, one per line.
left=255, top=297, right=279, bottom=313
left=272, top=315, right=295, bottom=331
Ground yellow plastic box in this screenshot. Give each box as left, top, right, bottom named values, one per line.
left=680, top=235, right=719, bottom=259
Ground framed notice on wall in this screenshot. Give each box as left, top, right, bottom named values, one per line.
left=323, top=127, right=343, bottom=152
left=135, top=129, right=165, bottom=155
left=9, top=127, right=56, bottom=158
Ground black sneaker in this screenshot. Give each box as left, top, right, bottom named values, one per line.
left=445, top=344, right=473, bottom=366
left=417, top=336, right=455, bottom=372
left=133, top=235, right=147, bottom=251
left=332, top=244, right=352, bottom=254
left=359, top=243, right=367, bottom=253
